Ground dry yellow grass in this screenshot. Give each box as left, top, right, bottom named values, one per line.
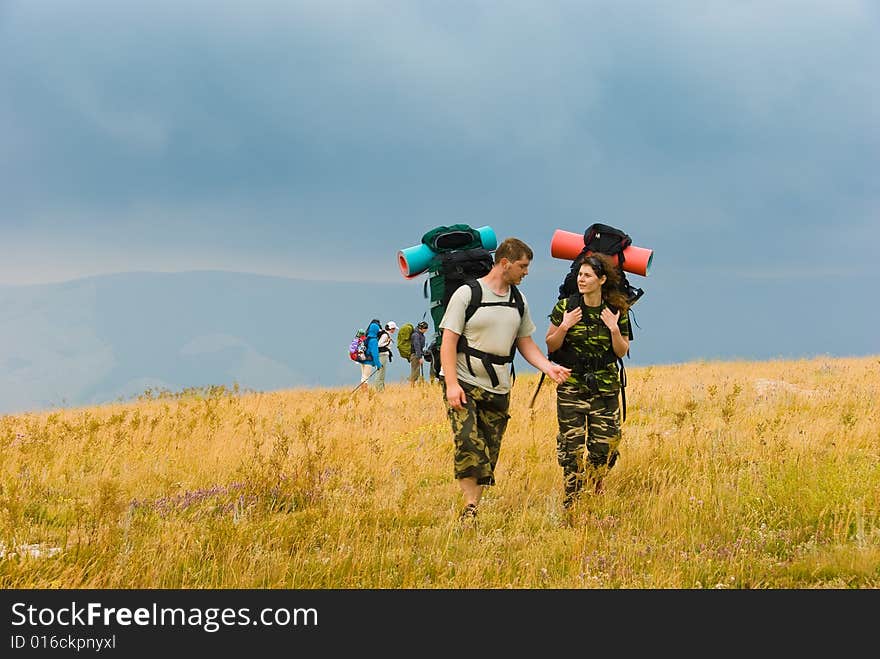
left=1, top=355, right=878, bottom=588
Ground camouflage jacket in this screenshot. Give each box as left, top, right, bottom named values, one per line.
left=548, top=296, right=629, bottom=393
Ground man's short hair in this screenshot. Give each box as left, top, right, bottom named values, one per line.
left=494, top=237, right=533, bottom=264
left=417, top=321, right=429, bottom=329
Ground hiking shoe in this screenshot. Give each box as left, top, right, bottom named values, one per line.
left=459, top=503, right=478, bottom=524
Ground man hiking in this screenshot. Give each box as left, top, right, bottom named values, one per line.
left=438, top=237, right=571, bottom=523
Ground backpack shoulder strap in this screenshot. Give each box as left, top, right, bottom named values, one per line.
left=464, top=280, right=524, bottom=323
left=510, top=284, right=525, bottom=318
left=456, top=280, right=526, bottom=389
left=463, top=279, right=483, bottom=323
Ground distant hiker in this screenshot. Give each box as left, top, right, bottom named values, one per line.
left=375, top=320, right=397, bottom=392
left=409, top=321, right=429, bottom=385
left=357, top=319, right=383, bottom=390
left=545, top=253, right=631, bottom=510
left=439, top=237, right=571, bottom=524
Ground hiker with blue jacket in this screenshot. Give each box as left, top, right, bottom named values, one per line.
left=357, top=319, right=383, bottom=389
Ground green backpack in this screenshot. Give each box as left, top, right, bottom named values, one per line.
left=420, top=224, right=524, bottom=386
left=396, top=323, right=415, bottom=360
left=421, top=224, right=491, bottom=346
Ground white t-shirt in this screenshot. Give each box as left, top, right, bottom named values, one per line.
left=439, top=279, right=536, bottom=394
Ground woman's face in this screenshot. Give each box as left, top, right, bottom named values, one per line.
left=577, top=263, right=606, bottom=295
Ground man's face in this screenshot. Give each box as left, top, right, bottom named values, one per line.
left=503, top=257, right=531, bottom=285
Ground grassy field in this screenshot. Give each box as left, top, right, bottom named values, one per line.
left=1, top=355, right=878, bottom=588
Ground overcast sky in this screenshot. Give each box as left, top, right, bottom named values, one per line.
left=2, top=1, right=878, bottom=361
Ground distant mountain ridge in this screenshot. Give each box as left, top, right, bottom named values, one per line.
left=0, top=271, right=424, bottom=415
left=2, top=267, right=877, bottom=416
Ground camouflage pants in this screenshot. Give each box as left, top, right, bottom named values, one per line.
left=442, top=380, right=511, bottom=485
left=556, top=383, right=621, bottom=493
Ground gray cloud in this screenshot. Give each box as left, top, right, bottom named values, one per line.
left=1, top=1, right=878, bottom=291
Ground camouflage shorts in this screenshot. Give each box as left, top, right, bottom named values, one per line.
left=556, top=382, right=621, bottom=474
left=442, top=380, right=511, bottom=485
